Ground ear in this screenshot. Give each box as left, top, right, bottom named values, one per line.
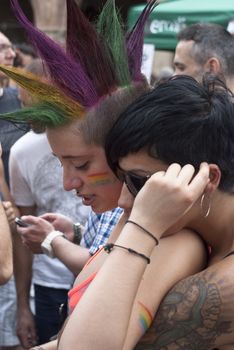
left=204, top=164, right=221, bottom=194
left=205, top=57, right=221, bottom=74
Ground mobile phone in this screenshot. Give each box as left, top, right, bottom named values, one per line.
left=15, top=217, right=30, bottom=227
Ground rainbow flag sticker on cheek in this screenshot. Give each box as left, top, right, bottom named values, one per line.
left=138, top=301, right=153, bottom=333
left=87, top=172, right=116, bottom=186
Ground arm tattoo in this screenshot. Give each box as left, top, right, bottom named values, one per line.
left=135, top=270, right=233, bottom=350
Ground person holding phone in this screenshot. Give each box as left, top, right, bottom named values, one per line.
left=0, top=1, right=211, bottom=349
left=15, top=217, right=30, bottom=227
left=9, top=59, right=90, bottom=348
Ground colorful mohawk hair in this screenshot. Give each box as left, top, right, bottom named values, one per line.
left=0, top=0, right=159, bottom=128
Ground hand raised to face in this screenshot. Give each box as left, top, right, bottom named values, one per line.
left=129, top=162, right=210, bottom=240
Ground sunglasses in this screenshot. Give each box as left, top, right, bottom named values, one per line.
left=118, top=170, right=151, bottom=197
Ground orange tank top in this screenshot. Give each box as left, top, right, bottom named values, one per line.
left=68, top=247, right=103, bottom=313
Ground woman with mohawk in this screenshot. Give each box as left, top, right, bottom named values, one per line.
left=0, top=0, right=207, bottom=349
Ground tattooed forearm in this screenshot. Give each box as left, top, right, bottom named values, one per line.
left=135, top=267, right=234, bottom=350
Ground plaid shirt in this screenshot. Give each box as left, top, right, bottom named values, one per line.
left=81, top=207, right=123, bottom=255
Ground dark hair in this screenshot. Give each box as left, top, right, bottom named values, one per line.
left=105, top=75, right=234, bottom=193
left=15, top=42, right=37, bottom=57
left=177, top=23, right=234, bottom=78
left=24, top=58, right=44, bottom=76
left=14, top=42, right=37, bottom=67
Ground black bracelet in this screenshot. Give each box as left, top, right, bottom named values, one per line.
left=104, top=243, right=150, bottom=264
left=126, top=220, right=159, bottom=246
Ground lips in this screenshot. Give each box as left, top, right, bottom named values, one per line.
left=78, top=194, right=95, bottom=206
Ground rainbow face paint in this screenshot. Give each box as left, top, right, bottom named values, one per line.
left=87, top=172, right=116, bottom=186
left=138, top=301, right=153, bottom=333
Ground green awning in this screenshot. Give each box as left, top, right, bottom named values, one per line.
left=128, top=0, right=234, bottom=50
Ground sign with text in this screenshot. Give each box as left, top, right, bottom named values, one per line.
left=141, top=43, right=155, bottom=82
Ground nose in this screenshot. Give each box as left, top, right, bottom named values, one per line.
left=63, top=167, right=83, bottom=191
left=9, top=47, right=15, bottom=57
left=118, top=183, right=134, bottom=212
left=5, top=46, right=16, bottom=59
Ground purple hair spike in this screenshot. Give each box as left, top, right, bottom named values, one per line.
left=126, top=0, right=159, bottom=82
left=66, top=0, right=117, bottom=96
left=10, top=0, right=98, bottom=107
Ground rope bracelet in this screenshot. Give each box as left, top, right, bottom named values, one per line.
left=125, top=220, right=159, bottom=246
left=104, top=243, right=151, bottom=264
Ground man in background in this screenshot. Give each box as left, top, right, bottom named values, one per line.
left=173, top=23, right=234, bottom=92
left=0, top=31, right=28, bottom=183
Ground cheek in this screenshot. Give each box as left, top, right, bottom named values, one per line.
left=92, top=181, right=122, bottom=212
left=118, top=184, right=134, bottom=211
left=87, top=171, right=118, bottom=187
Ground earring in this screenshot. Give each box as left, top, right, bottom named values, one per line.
left=200, top=194, right=211, bottom=218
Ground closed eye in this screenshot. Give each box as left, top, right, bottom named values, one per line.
left=74, top=162, right=89, bottom=171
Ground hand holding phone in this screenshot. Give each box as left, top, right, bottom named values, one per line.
left=15, top=217, right=30, bottom=227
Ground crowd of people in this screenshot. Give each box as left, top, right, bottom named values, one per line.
left=0, top=0, right=234, bottom=349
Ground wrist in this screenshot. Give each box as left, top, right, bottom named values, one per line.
left=125, top=220, right=159, bottom=246
left=41, top=230, right=65, bottom=258
left=128, top=215, right=162, bottom=242
left=17, top=300, right=31, bottom=310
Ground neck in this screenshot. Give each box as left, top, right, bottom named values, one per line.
left=188, top=191, right=234, bottom=259
left=109, top=211, right=129, bottom=243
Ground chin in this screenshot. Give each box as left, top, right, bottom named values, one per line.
left=92, top=203, right=116, bottom=214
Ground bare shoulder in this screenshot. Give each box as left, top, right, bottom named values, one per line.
left=161, top=227, right=207, bottom=250
left=154, top=228, right=208, bottom=271
left=135, top=257, right=234, bottom=349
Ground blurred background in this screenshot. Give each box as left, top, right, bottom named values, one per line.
left=0, top=0, right=145, bottom=43
left=1, top=0, right=234, bottom=86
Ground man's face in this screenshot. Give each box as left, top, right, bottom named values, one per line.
left=173, top=40, right=205, bottom=82
left=0, top=32, right=16, bottom=79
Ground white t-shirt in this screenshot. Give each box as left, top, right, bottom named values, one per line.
left=9, top=131, right=91, bottom=289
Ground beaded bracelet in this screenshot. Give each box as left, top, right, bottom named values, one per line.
left=126, top=220, right=159, bottom=245
left=104, top=242, right=150, bottom=264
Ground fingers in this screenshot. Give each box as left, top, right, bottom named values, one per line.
left=147, top=162, right=210, bottom=211
left=40, top=213, right=57, bottom=222
left=175, top=164, right=196, bottom=185
left=21, top=215, right=37, bottom=224
left=188, top=162, right=210, bottom=195
left=163, top=163, right=195, bottom=184
left=19, top=331, right=37, bottom=349
left=156, top=163, right=209, bottom=189
left=41, top=212, right=55, bottom=219
left=165, top=163, right=210, bottom=200
left=163, top=163, right=181, bottom=179
left=2, top=201, right=11, bottom=209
